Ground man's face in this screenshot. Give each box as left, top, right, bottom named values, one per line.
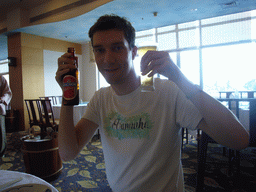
left=92, top=29, right=137, bottom=85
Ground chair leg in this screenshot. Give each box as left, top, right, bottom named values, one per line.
left=228, top=149, right=234, bottom=176
left=181, top=128, right=189, bottom=149
left=182, top=128, right=184, bottom=148
left=232, top=150, right=243, bottom=189
left=196, top=134, right=208, bottom=192
left=235, top=151, right=240, bottom=175
left=228, top=149, right=240, bottom=177
left=185, top=128, right=188, bottom=144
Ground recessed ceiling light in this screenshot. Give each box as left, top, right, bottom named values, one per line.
left=223, top=1, right=237, bottom=7
left=224, top=1, right=236, bottom=6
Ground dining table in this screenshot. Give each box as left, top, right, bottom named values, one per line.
left=238, top=91, right=256, bottom=98
left=0, top=170, right=58, bottom=191
left=219, top=91, right=235, bottom=98
left=52, top=102, right=88, bottom=125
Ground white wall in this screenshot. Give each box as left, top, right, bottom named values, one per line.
left=43, top=50, right=63, bottom=97
left=81, top=42, right=97, bottom=101
left=43, top=43, right=97, bottom=102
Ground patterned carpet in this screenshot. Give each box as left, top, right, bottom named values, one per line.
left=1, top=131, right=256, bottom=192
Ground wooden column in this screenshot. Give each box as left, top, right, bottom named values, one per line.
left=8, top=33, right=25, bottom=131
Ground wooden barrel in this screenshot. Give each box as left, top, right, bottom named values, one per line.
left=21, top=132, right=62, bottom=181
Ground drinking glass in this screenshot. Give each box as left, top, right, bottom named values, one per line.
left=137, top=42, right=157, bottom=92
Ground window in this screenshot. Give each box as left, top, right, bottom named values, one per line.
left=157, top=33, right=176, bottom=50
left=202, top=43, right=256, bottom=97
left=178, top=24, right=200, bottom=49
left=180, top=50, right=200, bottom=84
left=202, top=20, right=252, bottom=46
left=97, top=9, right=256, bottom=98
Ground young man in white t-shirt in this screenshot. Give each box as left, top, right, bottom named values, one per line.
left=55, top=15, right=249, bottom=191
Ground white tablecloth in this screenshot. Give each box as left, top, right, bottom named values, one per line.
left=52, top=103, right=88, bottom=125
left=0, top=170, right=58, bottom=191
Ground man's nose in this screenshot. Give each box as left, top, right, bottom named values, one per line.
left=103, top=50, right=115, bottom=64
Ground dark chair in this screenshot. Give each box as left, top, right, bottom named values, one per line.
left=196, top=131, right=239, bottom=191
left=37, top=99, right=58, bottom=133
left=23, top=99, right=62, bottom=181
left=40, top=96, right=62, bottom=105
left=196, top=98, right=256, bottom=191
left=40, top=97, right=52, bottom=116
left=25, top=99, right=58, bottom=139
left=24, top=99, right=42, bottom=130
left=182, top=127, right=189, bottom=148
left=40, top=96, right=55, bottom=106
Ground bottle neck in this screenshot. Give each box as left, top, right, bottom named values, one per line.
left=70, top=52, right=75, bottom=57
left=68, top=48, right=75, bottom=56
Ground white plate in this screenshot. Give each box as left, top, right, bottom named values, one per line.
left=2, top=183, right=52, bottom=192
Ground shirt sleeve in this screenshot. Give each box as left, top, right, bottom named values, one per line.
left=175, top=89, right=203, bottom=130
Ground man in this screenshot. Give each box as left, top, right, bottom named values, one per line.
left=55, top=15, right=249, bottom=191
left=0, top=76, right=12, bottom=157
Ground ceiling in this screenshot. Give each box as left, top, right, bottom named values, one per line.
left=1, top=0, right=256, bottom=60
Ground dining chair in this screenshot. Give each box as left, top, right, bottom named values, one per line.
left=196, top=131, right=240, bottom=191
left=25, top=99, right=59, bottom=138
left=39, top=97, right=53, bottom=117
left=182, top=127, right=188, bottom=148
left=196, top=99, right=246, bottom=191
left=23, top=99, right=62, bottom=181
left=24, top=99, right=42, bottom=131
left=37, top=99, right=59, bottom=133
left=40, top=96, right=55, bottom=105
left=40, top=96, right=62, bottom=105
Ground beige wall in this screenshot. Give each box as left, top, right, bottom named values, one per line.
left=21, top=33, right=45, bottom=100
left=8, top=32, right=82, bottom=131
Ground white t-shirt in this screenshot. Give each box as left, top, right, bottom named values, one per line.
left=83, top=78, right=202, bottom=192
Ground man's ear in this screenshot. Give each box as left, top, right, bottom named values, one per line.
left=132, top=46, right=138, bottom=60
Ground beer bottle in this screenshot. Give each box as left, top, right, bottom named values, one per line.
left=63, top=47, right=79, bottom=105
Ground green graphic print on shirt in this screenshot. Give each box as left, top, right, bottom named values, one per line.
left=104, top=111, right=154, bottom=140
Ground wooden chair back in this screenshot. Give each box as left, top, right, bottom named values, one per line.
left=197, top=98, right=256, bottom=191
left=40, top=96, right=54, bottom=106
left=24, top=99, right=42, bottom=129
left=37, top=99, right=58, bottom=132
left=40, top=96, right=62, bottom=105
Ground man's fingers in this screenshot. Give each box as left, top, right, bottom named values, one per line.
left=140, top=51, right=166, bottom=74
left=58, top=53, right=74, bottom=66
left=56, top=68, right=70, bottom=78
left=141, top=58, right=163, bottom=76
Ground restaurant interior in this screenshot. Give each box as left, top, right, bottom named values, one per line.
left=0, top=0, right=256, bottom=191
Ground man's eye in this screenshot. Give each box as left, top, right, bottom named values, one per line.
left=112, top=46, right=123, bottom=52
left=94, top=48, right=104, bottom=53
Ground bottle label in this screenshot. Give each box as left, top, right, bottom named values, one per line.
left=63, top=75, right=77, bottom=100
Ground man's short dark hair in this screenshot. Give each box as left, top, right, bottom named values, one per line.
left=89, top=14, right=135, bottom=49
